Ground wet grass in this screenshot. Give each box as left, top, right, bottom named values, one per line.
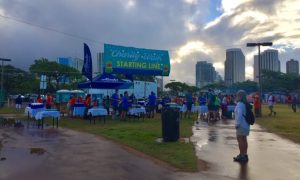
left=256, top=104, right=300, bottom=144
left=58, top=113, right=198, bottom=172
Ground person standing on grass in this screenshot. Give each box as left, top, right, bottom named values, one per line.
left=83, top=94, right=92, bottom=119
left=121, top=91, right=129, bottom=120
left=46, top=93, right=53, bottom=109
left=15, top=95, right=22, bottom=111
left=148, top=91, right=156, bottom=118
left=185, top=90, right=193, bottom=118
left=292, top=95, right=297, bottom=113
left=36, top=94, right=43, bottom=103
left=253, top=92, right=260, bottom=117
left=104, top=95, right=110, bottom=115
left=111, top=89, right=119, bottom=120
left=68, top=95, right=76, bottom=116
left=267, top=92, right=276, bottom=116
left=233, top=90, right=250, bottom=162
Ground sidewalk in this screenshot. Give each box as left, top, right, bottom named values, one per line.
left=178, top=119, right=300, bottom=180
left=0, top=126, right=174, bottom=180
left=1, top=118, right=300, bottom=180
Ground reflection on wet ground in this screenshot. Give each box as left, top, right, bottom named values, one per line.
left=185, top=118, right=300, bottom=180
left=0, top=121, right=175, bottom=180
left=1, top=118, right=300, bottom=180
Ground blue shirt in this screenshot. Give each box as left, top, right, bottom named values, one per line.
left=186, top=93, right=192, bottom=103
left=148, top=94, right=156, bottom=106
left=111, top=93, right=119, bottom=107
left=198, top=97, right=206, bottom=105
left=122, top=96, right=129, bottom=108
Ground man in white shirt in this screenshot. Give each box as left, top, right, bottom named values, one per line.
left=267, top=92, right=276, bottom=116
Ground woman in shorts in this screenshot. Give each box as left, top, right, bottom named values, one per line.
left=233, top=90, right=250, bottom=162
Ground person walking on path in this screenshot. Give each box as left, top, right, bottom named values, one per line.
left=15, top=95, right=22, bottom=111
left=291, top=95, right=297, bottom=113
left=267, top=92, right=276, bottom=116
left=233, top=90, right=250, bottom=162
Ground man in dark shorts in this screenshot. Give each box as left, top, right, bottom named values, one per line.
left=148, top=92, right=156, bottom=118
left=111, top=89, right=119, bottom=120
left=207, top=89, right=216, bottom=120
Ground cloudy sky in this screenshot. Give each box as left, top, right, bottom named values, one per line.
left=1, top=0, right=300, bottom=84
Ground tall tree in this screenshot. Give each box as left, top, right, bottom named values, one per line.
left=3, top=65, right=38, bottom=95
left=29, top=58, right=82, bottom=91
left=261, top=70, right=300, bottom=93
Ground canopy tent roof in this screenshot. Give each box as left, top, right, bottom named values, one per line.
left=78, top=73, right=133, bottom=89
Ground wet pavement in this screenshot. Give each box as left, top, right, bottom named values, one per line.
left=1, top=119, right=300, bottom=180
left=0, top=124, right=174, bottom=180
left=177, top=119, right=300, bottom=180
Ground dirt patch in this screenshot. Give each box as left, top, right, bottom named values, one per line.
left=197, top=159, right=210, bottom=171
left=30, top=148, right=46, bottom=155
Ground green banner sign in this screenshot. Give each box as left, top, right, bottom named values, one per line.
left=104, top=44, right=170, bottom=76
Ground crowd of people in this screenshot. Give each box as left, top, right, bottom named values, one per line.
left=66, top=90, right=157, bottom=121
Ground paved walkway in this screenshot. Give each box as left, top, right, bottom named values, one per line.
left=1, top=119, right=300, bottom=180
left=178, top=119, right=300, bottom=180
left=0, top=127, right=174, bottom=180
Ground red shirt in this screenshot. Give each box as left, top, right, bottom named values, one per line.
left=37, top=97, right=43, bottom=103
left=69, top=97, right=76, bottom=106
left=46, top=96, right=53, bottom=105
left=85, top=96, right=91, bottom=106
left=253, top=95, right=260, bottom=109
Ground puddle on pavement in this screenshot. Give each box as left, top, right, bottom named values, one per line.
left=30, top=148, right=46, bottom=155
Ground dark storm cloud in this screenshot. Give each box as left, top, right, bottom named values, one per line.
left=0, top=0, right=299, bottom=84
left=0, top=0, right=197, bottom=69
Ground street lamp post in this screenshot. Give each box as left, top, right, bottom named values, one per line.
left=246, top=42, right=272, bottom=116
left=0, top=58, right=11, bottom=105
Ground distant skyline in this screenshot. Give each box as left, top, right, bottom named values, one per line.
left=1, top=0, right=300, bottom=85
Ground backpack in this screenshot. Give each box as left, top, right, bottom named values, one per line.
left=243, top=102, right=255, bottom=125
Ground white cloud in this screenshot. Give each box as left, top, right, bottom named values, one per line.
left=1, top=0, right=300, bottom=86
left=184, top=0, right=198, bottom=5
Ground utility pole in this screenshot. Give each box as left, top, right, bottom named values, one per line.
left=0, top=58, right=11, bottom=105
left=246, top=42, right=272, bottom=116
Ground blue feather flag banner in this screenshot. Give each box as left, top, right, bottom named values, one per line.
left=82, top=43, right=93, bottom=82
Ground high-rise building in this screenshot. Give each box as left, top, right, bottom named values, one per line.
left=57, top=57, right=83, bottom=72
left=253, top=49, right=280, bottom=82
left=286, top=59, right=299, bottom=75
left=96, top=52, right=104, bottom=75
left=57, top=57, right=83, bottom=83
left=224, top=48, right=245, bottom=85
left=195, top=61, right=216, bottom=88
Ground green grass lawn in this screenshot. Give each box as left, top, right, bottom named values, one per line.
left=0, top=106, right=198, bottom=171
left=56, top=113, right=198, bottom=172
left=257, top=104, right=300, bottom=143
left=2, top=104, right=299, bottom=171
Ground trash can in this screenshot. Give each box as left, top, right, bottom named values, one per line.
left=161, top=103, right=180, bottom=142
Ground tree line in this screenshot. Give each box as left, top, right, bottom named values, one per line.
left=164, top=70, right=300, bottom=95
left=2, top=58, right=157, bottom=96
